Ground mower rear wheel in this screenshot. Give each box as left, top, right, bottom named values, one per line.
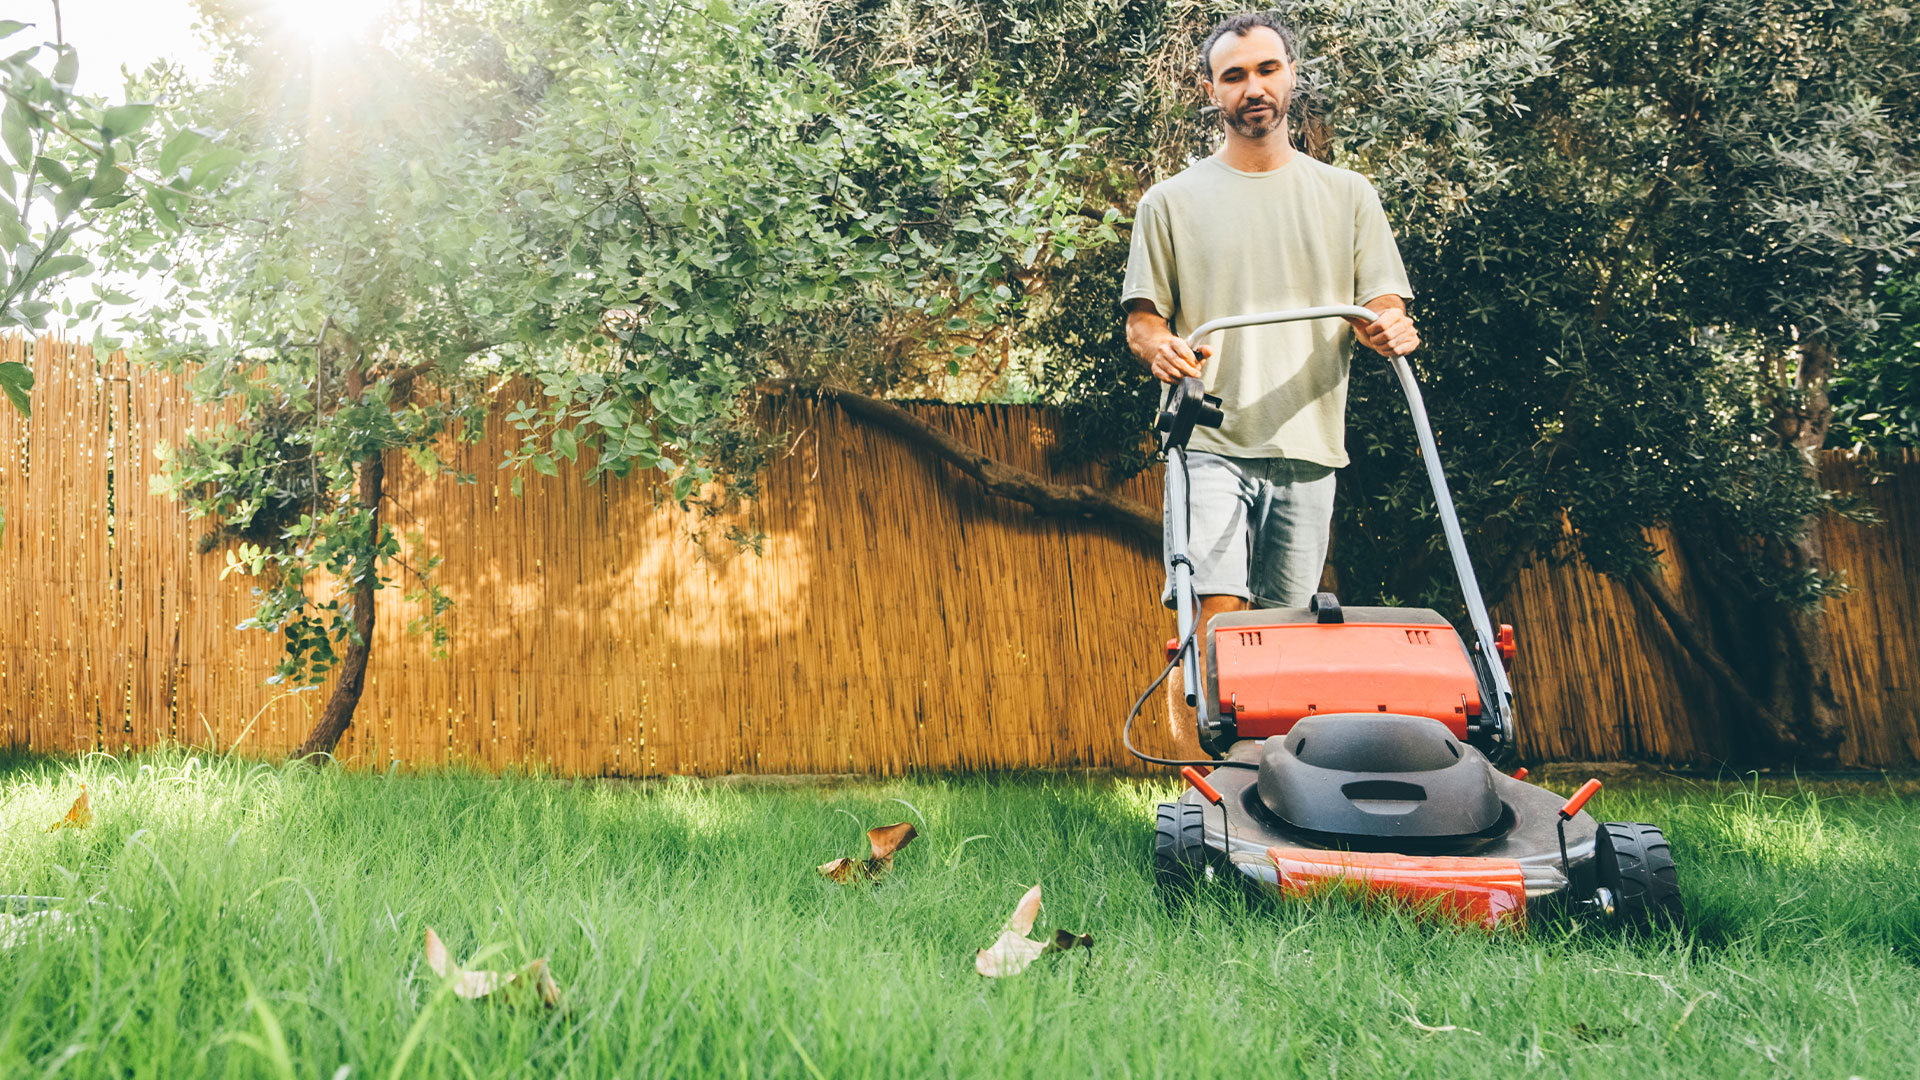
left=1595, top=822, right=1682, bottom=927
left=1153, top=801, right=1214, bottom=887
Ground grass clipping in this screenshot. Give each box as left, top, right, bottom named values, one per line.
left=975, top=885, right=1092, bottom=977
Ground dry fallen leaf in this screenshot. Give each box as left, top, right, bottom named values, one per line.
left=423, top=927, right=563, bottom=1008
left=49, top=785, right=91, bottom=831
left=817, top=821, right=919, bottom=884
left=974, top=885, right=1093, bottom=977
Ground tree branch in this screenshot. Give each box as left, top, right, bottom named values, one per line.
left=770, top=381, right=1159, bottom=546
left=1630, top=565, right=1802, bottom=753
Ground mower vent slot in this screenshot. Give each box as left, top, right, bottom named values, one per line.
left=1342, top=780, right=1428, bottom=817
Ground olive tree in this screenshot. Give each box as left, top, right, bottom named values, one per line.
left=105, top=0, right=1106, bottom=760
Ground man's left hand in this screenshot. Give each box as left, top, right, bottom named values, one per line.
left=1348, top=307, right=1419, bottom=357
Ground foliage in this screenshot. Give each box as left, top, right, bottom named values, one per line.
left=100, top=3, right=515, bottom=689
left=492, top=0, right=1111, bottom=504
left=101, top=0, right=1110, bottom=717
left=854, top=0, right=1920, bottom=618
left=1324, top=0, right=1919, bottom=614
left=1831, top=266, right=1920, bottom=450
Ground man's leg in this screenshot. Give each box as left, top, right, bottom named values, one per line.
left=1166, top=592, right=1248, bottom=759
left=1161, top=451, right=1256, bottom=759
left=1248, top=459, right=1338, bottom=608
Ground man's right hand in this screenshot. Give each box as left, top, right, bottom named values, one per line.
left=1145, top=338, right=1213, bottom=384
left=1126, top=303, right=1214, bottom=384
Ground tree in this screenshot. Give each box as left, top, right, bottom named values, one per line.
left=106, top=0, right=1108, bottom=761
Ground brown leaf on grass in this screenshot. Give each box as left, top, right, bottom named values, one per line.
left=49, top=785, right=91, bottom=831
left=974, top=885, right=1094, bottom=977
left=1002, top=883, right=1042, bottom=936
left=423, top=927, right=563, bottom=1008
left=817, top=822, right=919, bottom=884
left=867, top=821, right=917, bottom=859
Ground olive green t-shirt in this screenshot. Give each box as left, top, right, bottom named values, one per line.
left=1120, top=155, right=1413, bottom=468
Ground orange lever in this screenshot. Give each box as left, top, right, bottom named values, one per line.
left=1182, top=766, right=1223, bottom=805
left=1559, top=778, right=1602, bottom=819
left=1510, top=767, right=1529, bottom=782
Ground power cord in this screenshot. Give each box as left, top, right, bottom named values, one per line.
left=1122, top=630, right=1258, bottom=772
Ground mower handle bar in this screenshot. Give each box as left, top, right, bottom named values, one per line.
left=1168, top=306, right=1515, bottom=752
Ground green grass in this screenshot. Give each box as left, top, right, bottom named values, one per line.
left=2, top=752, right=1917, bottom=1078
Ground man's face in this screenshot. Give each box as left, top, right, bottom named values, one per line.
left=1204, top=27, right=1294, bottom=139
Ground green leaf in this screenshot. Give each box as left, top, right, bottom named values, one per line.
left=50, top=44, right=77, bottom=89
left=0, top=21, right=29, bottom=40
left=531, top=453, right=557, bottom=476
left=0, top=200, right=24, bottom=246
left=89, top=165, right=127, bottom=199
left=0, top=359, right=30, bottom=416
left=31, top=253, right=90, bottom=283
left=52, top=181, right=81, bottom=219
left=188, top=147, right=245, bottom=186
left=33, top=155, right=70, bottom=187
left=158, top=129, right=205, bottom=178
left=99, top=104, right=155, bottom=141
left=2, top=99, right=31, bottom=168
left=551, top=426, right=578, bottom=461
left=144, top=187, right=180, bottom=231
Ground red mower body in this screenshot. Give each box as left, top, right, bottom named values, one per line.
left=1207, top=606, right=1503, bottom=741
left=1266, top=846, right=1527, bottom=929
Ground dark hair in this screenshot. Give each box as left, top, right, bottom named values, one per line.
left=1197, top=11, right=1298, bottom=80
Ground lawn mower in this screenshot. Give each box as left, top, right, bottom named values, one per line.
left=1129, top=306, right=1682, bottom=930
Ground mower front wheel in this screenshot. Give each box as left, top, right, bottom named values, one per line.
left=1595, top=822, right=1683, bottom=927
left=1153, top=801, right=1214, bottom=888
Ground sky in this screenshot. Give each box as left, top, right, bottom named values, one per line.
left=42, top=0, right=214, bottom=96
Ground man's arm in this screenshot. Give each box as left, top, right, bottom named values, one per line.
left=1125, top=299, right=1214, bottom=384
left=1346, top=294, right=1419, bottom=358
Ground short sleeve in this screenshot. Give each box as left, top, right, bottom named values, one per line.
left=1119, top=190, right=1177, bottom=319
left=1352, top=177, right=1414, bottom=304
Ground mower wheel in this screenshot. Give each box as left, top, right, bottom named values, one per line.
left=1595, top=822, right=1683, bottom=927
left=1153, top=801, right=1214, bottom=887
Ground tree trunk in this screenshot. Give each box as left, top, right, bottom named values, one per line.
left=291, top=452, right=384, bottom=763
left=1631, top=565, right=1802, bottom=755
left=775, top=381, right=1160, bottom=544
left=1760, top=335, right=1846, bottom=760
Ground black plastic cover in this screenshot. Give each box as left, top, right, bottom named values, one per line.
left=1256, top=713, right=1504, bottom=839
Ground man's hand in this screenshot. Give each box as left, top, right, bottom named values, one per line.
left=1126, top=303, right=1214, bottom=383
left=1144, top=338, right=1214, bottom=383
left=1346, top=297, right=1419, bottom=358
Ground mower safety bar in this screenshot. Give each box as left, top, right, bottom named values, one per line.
left=1169, top=306, right=1516, bottom=754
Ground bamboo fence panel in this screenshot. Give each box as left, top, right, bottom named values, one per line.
left=3, top=340, right=1916, bottom=771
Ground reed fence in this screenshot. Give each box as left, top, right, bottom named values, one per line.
left=3, top=339, right=1915, bottom=771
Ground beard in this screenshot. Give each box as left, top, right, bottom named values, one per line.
left=1224, top=89, right=1289, bottom=138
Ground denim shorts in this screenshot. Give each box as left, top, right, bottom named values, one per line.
left=1162, top=451, right=1336, bottom=609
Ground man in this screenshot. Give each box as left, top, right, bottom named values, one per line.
left=1121, top=12, right=1419, bottom=758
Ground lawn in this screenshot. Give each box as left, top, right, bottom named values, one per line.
left=1, top=753, right=1916, bottom=1078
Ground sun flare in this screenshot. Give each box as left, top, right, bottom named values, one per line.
left=267, top=0, right=393, bottom=46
